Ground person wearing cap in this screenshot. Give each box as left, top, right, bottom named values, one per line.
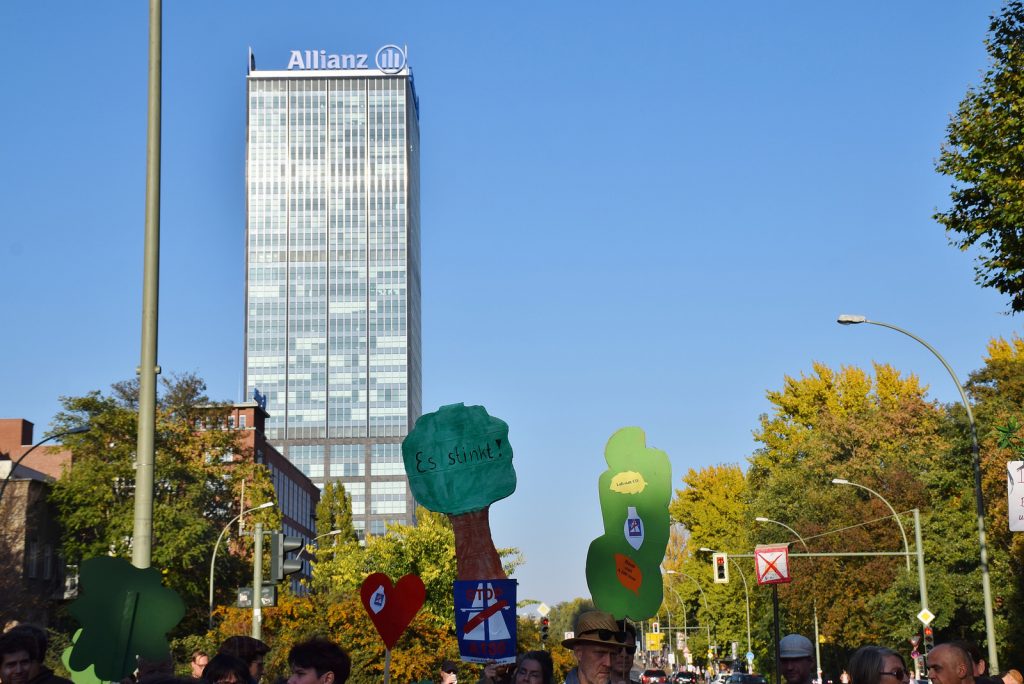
left=439, top=659, right=459, bottom=684
left=778, top=634, right=815, bottom=684
left=562, top=611, right=634, bottom=684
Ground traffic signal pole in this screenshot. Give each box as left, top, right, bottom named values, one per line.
left=252, top=522, right=263, bottom=639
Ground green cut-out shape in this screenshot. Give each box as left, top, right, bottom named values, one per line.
left=585, top=427, right=672, bottom=620
left=402, top=403, right=515, bottom=515
left=62, top=630, right=105, bottom=684
left=68, top=557, right=185, bottom=681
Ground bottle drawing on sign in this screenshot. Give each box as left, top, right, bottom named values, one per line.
left=370, top=585, right=386, bottom=614
left=463, top=582, right=510, bottom=641
left=624, top=506, right=645, bottom=550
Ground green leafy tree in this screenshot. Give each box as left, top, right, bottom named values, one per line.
left=315, top=481, right=359, bottom=544
left=935, top=1, right=1024, bottom=312
left=47, top=373, right=278, bottom=634
left=746, top=363, right=957, bottom=668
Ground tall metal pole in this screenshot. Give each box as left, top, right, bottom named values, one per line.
left=837, top=315, right=996, bottom=671
left=133, top=0, right=162, bottom=570
left=912, top=509, right=929, bottom=613
left=772, top=586, right=781, bottom=684
left=756, top=518, right=821, bottom=684
left=252, top=521, right=263, bottom=639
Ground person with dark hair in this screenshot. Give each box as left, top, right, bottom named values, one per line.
left=287, top=638, right=351, bottom=684
left=950, top=641, right=1001, bottom=684
left=218, top=637, right=270, bottom=684
left=202, top=654, right=254, bottom=684
left=438, top=660, right=459, bottom=684
left=847, top=645, right=906, bottom=684
left=927, top=644, right=975, bottom=684
left=515, top=651, right=554, bottom=684
left=0, top=628, right=72, bottom=684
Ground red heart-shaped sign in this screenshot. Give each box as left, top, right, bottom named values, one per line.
left=360, top=572, right=426, bottom=650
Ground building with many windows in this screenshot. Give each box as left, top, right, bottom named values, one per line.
left=244, top=46, right=421, bottom=538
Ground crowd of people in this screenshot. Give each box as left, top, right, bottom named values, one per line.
left=0, top=612, right=1018, bottom=684
left=0, top=629, right=349, bottom=684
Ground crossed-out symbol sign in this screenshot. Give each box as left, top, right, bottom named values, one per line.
left=754, top=544, right=792, bottom=585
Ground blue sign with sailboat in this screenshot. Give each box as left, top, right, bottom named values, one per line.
left=453, top=579, right=517, bottom=664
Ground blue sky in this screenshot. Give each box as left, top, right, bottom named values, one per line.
left=1, top=2, right=1020, bottom=610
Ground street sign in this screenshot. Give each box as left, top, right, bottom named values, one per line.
left=537, top=602, right=550, bottom=617
left=916, top=609, right=935, bottom=625
left=910, top=635, right=921, bottom=647
left=454, top=579, right=517, bottom=664
left=565, top=631, right=574, bottom=640
left=677, top=632, right=685, bottom=649
left=754, top=544, right=791, bottom=585
left=236, top=585, right=277, bottom=608
left=746, top=651, right=754, bottom=663
left=647, top=633, right=664, bottom=650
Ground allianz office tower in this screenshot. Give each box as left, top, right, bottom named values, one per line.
left=244, top=46, right=421, bottom=539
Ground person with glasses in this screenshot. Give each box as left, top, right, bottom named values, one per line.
left=608, top=621, right=637, bottom=684
left=561, top=611, right=633, bottom=684
left=515, top=651, right=554, bottom=684
left=926, top=644, right=975, bottom=684
left=847, top=646, right=908, bottom=684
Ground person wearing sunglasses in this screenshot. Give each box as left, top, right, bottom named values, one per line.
left=847, top=645, right=909, bottom=684
left=561, top=611, right=633, bottom=684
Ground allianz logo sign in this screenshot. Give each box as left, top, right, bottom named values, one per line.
left=287, top=45, right=407, bottom=74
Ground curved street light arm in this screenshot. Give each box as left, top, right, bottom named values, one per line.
left=208, top=501, right=275, bottom=628
left=831, top=479, right=911, bottom=571
left=0, top=425, right=91, bottom=504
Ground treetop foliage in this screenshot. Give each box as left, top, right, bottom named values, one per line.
left=935, top=1, right=1024, bottom=312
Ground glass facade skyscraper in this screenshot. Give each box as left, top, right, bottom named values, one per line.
left=244, top=51, right=420, bottom=538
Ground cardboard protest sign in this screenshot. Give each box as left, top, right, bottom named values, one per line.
left=454, top=579, right=517, bottom=664
left=403, top=403, right=515, bottom=579
left=1009, top=461, right=1024, bottom=531
left=68, top=557, right=185, bottom=681
left=61, top=630, right=102, bottom=684
left=585, top=427, right=671, bottom=619
left=361, top=572, right=426, bottom=650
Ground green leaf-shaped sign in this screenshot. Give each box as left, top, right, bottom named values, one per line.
left=402, top=403, right=515, bottom=515
left=68, top=557, right=185, bottom=681
left=585, top=427, right=671, bottom=620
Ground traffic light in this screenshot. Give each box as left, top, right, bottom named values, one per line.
left=923, top=626, right=934, bottom=652
left=270, top=531, right=304, bottom=582
left=713, top=553, right=729, bottom=584
left=540, top=617, right=550, bottom=642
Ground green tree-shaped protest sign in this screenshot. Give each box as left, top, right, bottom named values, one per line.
left=585, top=427, right=671, bottom=619
left=68, top=557, right=185, bottom=681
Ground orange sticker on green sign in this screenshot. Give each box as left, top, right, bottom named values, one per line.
left=615, top=553, right=642, bottom=594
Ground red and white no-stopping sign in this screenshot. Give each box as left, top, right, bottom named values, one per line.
left=754, top=544, right=792, bottom=585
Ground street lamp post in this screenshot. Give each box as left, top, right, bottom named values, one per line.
left=666, top=570, right=714, bottom=668
left=837, top=314, right=997, bottom=671
left=756, top=518, right=822, bottom=684
left=0, top=425, right=91, bottom=504
left=208, top=501, right=275, bottom=628
left=700, top=547, right=752, bottom=660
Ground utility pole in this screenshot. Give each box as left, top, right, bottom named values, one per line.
left=252, top=522, right=263, bottom=639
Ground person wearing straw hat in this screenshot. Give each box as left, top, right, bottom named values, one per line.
left=562, top=611, right=634, bottom=684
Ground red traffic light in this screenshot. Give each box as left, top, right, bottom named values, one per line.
left=541, top=617, right=550, bottom=626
